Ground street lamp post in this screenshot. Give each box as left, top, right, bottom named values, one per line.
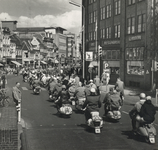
left=69, top=0, right=85, bottom=78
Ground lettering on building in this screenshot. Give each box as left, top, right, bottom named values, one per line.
left=129, top=35, right=141, bottom=41
left=103, top=40, right=120, bottom=45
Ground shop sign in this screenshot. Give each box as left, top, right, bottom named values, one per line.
left=129, top=35, right=141, bottom=41
left=103, top=40, right=120, bottom=45
left=86, top=52, right=93, bottom=61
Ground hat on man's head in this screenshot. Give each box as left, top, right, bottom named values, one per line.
left=90, top=79, right=93, bottom=83
left=90, top=88, right=96, bottom=93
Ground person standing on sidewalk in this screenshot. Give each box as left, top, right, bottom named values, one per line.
left=94, top=75, right=100, bottom=94
left=1, top=71, right=7, bottom=89
left=115, top=77, right=124, bottom=101
left=12, top=82, right=22, bottom=107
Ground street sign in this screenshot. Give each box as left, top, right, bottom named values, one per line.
left=86, top=52, right=93, bottom=61
left=104, top=63, right=109, bottom=69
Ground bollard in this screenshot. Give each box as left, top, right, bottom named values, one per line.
left=156, top=89, right=158, bottom=106
left=17, top=101, right=21, bottom=123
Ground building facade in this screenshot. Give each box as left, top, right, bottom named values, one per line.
left=83, top=0, right=157, bottom=90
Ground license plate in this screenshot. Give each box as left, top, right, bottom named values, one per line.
left=149, top=135, right=155, bottom=143
left=72, top=101, right=75, bottom=105
left=95, top=127, right=100, bottom=133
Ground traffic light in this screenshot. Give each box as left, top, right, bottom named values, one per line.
left=98, top=45, right=102, bottom=56
left=154, top=61, right=158, bottom=71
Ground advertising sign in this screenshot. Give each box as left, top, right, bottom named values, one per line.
left=86, top=52, right=93, bottom=61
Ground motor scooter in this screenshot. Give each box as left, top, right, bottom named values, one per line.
left=87, top=111, right=103, bottom=134
left=49, top=91, right=58, bottom=102
left=33, top=86, right=41, bottom=95
left=23, top=76, right=28, bottom=82
left=75, top=98, right=86, bottom=112
left=58, top=104, right=73, bottom=117
left=106, top=108, right=121, bottom=122
left=134, top=121, right=156, bottom=144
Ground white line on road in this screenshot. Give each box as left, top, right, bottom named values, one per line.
left=21, top=87, right=28, bottom=90
left=122, top=111, right=129, bottom=115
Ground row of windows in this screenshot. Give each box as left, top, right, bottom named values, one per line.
left=128, top=0, right=144, bottom=5
left=127, top=14, right=146, bottom=34
left=102, top=50, right=120, bottom=60
left=89, top=25, right=120, bottom=41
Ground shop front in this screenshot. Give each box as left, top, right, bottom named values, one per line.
left=125, top=47, right=150, bottom=89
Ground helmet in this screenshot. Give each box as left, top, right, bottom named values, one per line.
left=62, top=85, right=66, bottom=89
left=146, top=96, right=151, bottom=100
left=90, top=88, right=96, bottom=93
left=139, top=93, right=146, bottom=99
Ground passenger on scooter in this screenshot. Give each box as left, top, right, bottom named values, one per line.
left=32, top=79, right=40, bottom=90
left=82, top=88, right=102, bottom=122
left=129, top=93, right=146, bottom=131
left=74, top=82, right=86, bottom=100
left=138, top=96, right=156, bottom=124
left=48, top=78, right=56, bottom=95
left=52, top=79, right=62, bottom=97
left=55, top=85, right=70, bottom=110
left=68, top=82, right=76, bottom=99
left=103, top=87, right=121, bottom=116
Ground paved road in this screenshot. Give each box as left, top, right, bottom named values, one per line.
left=7, top=75, right=158, bottom=150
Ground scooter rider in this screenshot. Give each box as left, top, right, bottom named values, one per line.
left=129, top=93, right=146, bottom=131
left=55, top=85, right=70, bottom=110
left=103, top=87, right=122, bottom=116
left=82, top=88, right=102, bottom=122
left=138, top=96, right=156, bottom=124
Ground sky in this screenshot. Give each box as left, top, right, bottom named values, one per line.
left=0, top=0, right=82, bottom=34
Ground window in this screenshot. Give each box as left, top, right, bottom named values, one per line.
left=115, top=24, right=120, bottom=38
left=127, top=17, right=135, bottom=34
left=102, top=50, right=120, bottom=60
left=106, top=4, right=111, bottom=18
left=128, top=0, right=135, bottom=5
left=138, top=14, right=146, bottom=33
left=100, top=7, right=105, bottom=20
left=106, top=27, right=111, bottom=39
left=89, top=12, right=93, bottom=24
left=115, top=0, right=121, bottom=15
left=127, top=18, right=131, bottom=34
left=131, top=17, right=135, bottom=33
left=93, top=11, right=97, bottom=22
left=100, top=29, right=105, bottom=39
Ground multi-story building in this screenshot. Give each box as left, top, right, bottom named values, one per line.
left=83, top=0, right=158, bottom=90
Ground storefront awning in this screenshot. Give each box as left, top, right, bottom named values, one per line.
left=41, top=61, right=47, bottom=64
left=104, top=61, right=120, bottom=67
left=11, top=61, right=22, bottom=66
left=88, top=61, right=98, bottom=67
left=0, top=63, right=3, bottom=66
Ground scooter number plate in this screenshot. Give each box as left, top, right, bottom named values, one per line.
left=95, top=127, right=100, bottom=134
left=149, top=135, right=155, bottom=144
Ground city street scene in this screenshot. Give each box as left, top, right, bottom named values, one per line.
left=0, top=0, right=158, bottom=150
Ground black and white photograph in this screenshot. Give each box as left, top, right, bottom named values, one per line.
left=0, top=0, right=158, bottom=150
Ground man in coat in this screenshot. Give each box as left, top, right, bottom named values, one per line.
left=12, top=82, right=22, bottom=107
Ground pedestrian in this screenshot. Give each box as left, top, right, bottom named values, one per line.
left=94, top=75, right=100, bottom=94
left=115, top=77, right=124, bottom=100
left=1, top=71, right=7, bottom=89
left=12, top=82, right=22, bottom=107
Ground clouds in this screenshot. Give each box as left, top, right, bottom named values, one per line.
left=0, top=10, right=81, bottom=33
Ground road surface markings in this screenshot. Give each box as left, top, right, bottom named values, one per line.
left=21, top=87, right=28, bottom=90
left=122, top=111, right=129, bottom=115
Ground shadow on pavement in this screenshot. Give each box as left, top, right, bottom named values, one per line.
left=121, top=130, right=146, bottom=143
